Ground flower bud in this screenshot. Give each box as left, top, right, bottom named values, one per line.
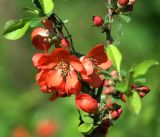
left=93, top=16, right=104, bottom=27
left=36, top=120, right=57, bottom=137
left=117, top=0, right=129, bottom=6
left=60, top=38, right=71, bottom=49
left=104, top=87, right=114, bottom=95
left=110, top=70, right=119, bottom=80
left=75, top=93, right=98, bottom=114
left=31, top=28, right=51, bottom=51
left=111, top=110, right=119, bottom=120
left=12, top=127, right=29, bottom=137
left=120, top=93, right=126, bottom=102
left=42, top=19, right=53, bottom=31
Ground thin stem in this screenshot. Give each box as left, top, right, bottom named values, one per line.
left=106, top=0, right=112, bottom=45
left=78, top=109, right=84, bottom=125
left=54, top=14, right=75, bottom=53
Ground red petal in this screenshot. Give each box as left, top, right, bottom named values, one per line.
left=51, top=48, right=70, bottom=59
left=81, top=58, right=94, bottom=75
left=81, top=70, right=103, bottom=88
left=97, top=59, right=112, bottom=70
left=86, top=44, right=111, bottom=70
left=69, top=55, right=85, bottom=72
left=86, top=44, right=104, bottom=58
left=32, top=53, right=45, bottom=68
left=46, top=70, right=63, bottom=88
left=65, top=70, right=81, bottom=95
left=38, top=54, right=57, bottom=69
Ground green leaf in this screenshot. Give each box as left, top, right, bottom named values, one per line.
left=128, top=92, right=142, bottom=115
left=3, top=19, right=30, bottom=40
left=78, top=123, right=94, bottom=135
left=106, top=45, right=122, bottom=73
left=116, top=81, right=128, bottom=93
left=39, top=0, right=54, bottom=15
left=23, top=7, right=39, bottom=14
left=30, top=18, right=44, bottom=28
left=119, top=15, right=131, bottom=23
left=32, top=0, right=43, bottom=10
left=131, top=60, right=159, bottom=78
left=133, top=78, right=146, bottom=85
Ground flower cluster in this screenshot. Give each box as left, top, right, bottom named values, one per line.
left=31, top=19, right=112, bottom=115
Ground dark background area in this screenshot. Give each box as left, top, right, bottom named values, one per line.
left=0, top=0, right=160, bottom=137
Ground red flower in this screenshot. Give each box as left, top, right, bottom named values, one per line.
left=31, top=28, right=51, bottom=51
left=36, top=120, right=57, bottom=137
left=32, top=48, right=85, bottom=96
left=81, top=44, right=112, bottom=88
left=11, top=127, right=29, bottom=137
left=75, top=93, right=98, bottom=113
left=42, top=19, right=53, bottom=31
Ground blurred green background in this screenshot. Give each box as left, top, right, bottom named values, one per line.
left=0, top=0, right=160, bottom=137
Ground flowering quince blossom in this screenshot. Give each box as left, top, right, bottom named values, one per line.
left=31, top=28, right=51, bottom=51
left=32, top=48, right=85, bottom=98
left=75, top=93, right=98, bottom=113
left=81, top=44, right=112, bottom=88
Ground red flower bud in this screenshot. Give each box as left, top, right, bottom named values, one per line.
left=111, top=110, right=119, bottom=120
left=139, top=92, right=146, bottom=97
left=117, top=0, right=129, bottom=6
left=118, top=107, right=123, bottom=115
left=75, top=93, right=98, bottom=114
left=60, top=38, right=71, bottom=49
left=12, top=127, right=29, bottom=137
left=93, top=16, right=104, bottom=27
left=110, top=70, right=119, bottom=80
left=120, top=93, right=126, bottom=102
left=36, top=120, right=57, bottom=137
left=42, top=19, right=53, bottom=31
left=31, top=28, right=51, bottom=51
left=104, top=87, right=114, bottom=95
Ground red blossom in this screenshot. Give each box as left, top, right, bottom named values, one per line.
left=11, top=127, right=29, bottom=137
left=36, top=120, right=57, bottom=137
left=32, top=48, right=85, bottom=96
left=81, top=44, right=112, bottom=88
left=31, top=28, right=51, bottom=51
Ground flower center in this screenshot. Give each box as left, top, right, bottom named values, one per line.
left=89, top=57, right=98, bottom=65
left=55, top=61, right=70, bottom=77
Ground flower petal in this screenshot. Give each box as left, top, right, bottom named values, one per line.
left=69, top=55, right=85, bottom=72
left=65, top=70, right=81, bottom=95
left=51, top=48, right=70, bottom=59
left=86, top=44, right=111, bottom=70
left=32, top=53, right=45, bottom=68
left=81, top=58, right=94, bottom=75
left=81, top=70, right=103, bottom=88
left=46, top=69, right=63, bottom=88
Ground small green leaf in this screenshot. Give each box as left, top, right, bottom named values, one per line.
left=23, top=7, right=39, bottom=14
left=119, top=15, right=131, bottom=23
left=30, top=18, right=44, bottom=28
left=131, top=60, right=159, bottom=78
left=3, top=19, right=30, bottom=40
left=128, top=92, right=142, bottom=115
left=32, top=0, right=43, bottom=10
left=78, top=123, right=94, bottom=135
left=39, top=0, right=54, bottom=15
left=106, top=45, right=122, bottom=73
left=116, top=81, right=128, bottom=93
left=133, top=78, right=146, bottom=85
